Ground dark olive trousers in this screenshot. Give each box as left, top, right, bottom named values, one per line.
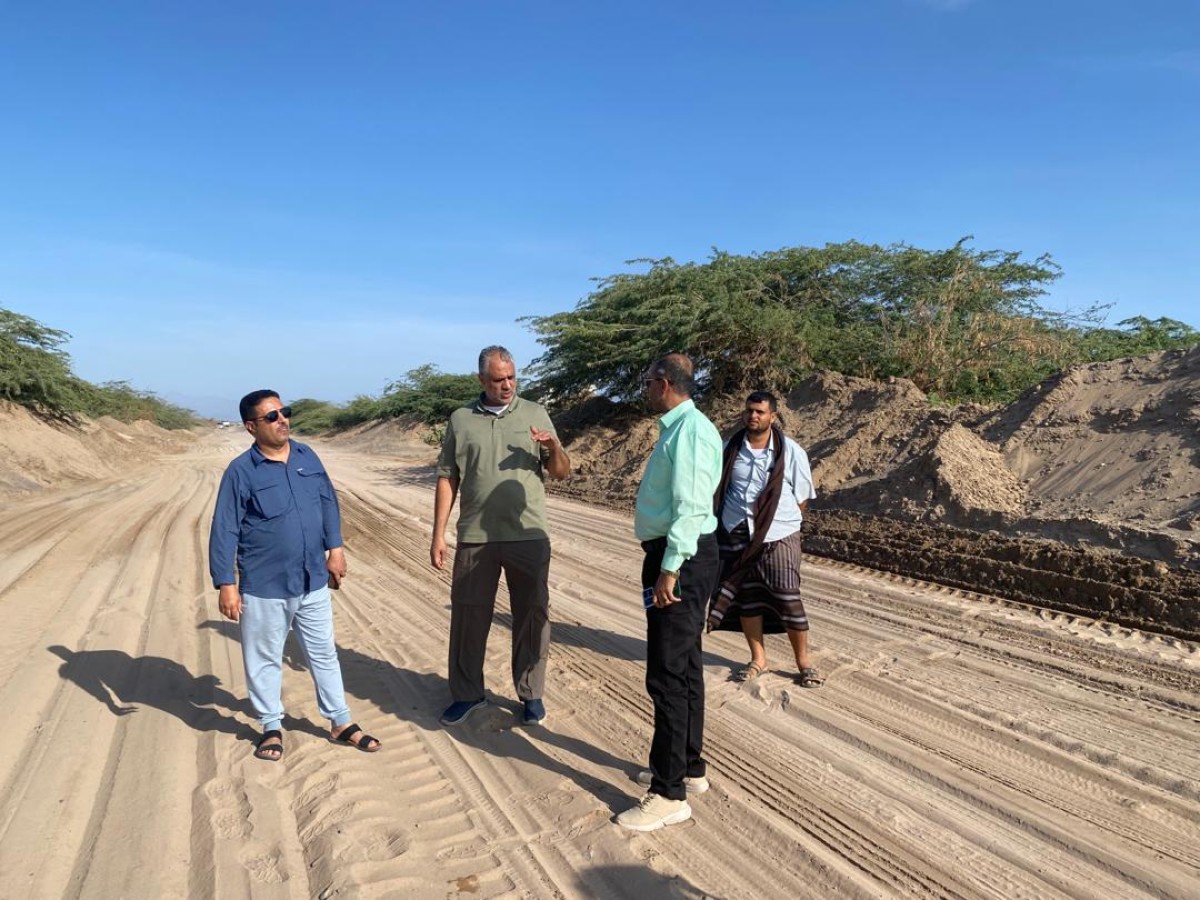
left=449, top=539, right=552, bottom=702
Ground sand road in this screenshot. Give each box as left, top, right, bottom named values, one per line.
left=0, top=433, right=1197, bottom=899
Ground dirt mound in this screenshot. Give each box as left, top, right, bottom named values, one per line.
left=0, top=404, right=107, bottom=492
left=931, top=424, right=1027, bottom=519
left=785, top=372, right=932, bottom=485
left=324, top=416, right=437, bottom=460
left=551, top=402, right=659, bottom=508
left=0, top=403, right=195, bottom=495
left=824, top=422, right=1026, bottom=529
left=981, top=346, right=1200, bottom=531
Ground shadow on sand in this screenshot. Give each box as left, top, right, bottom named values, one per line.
left=184, top=602, right=739, bottom=809
left=48, top=644, right=247, bottom=740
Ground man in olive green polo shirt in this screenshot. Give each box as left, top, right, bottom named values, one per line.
left=430, top=345, right=571, bottom=727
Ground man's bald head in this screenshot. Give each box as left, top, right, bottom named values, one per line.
left=646, top=354, right=696, bottom=397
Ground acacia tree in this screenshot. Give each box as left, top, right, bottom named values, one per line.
left=0, top=308, right=83, bottom=417
left=1076, top=316, right=1200, bottom=361
left=330, top=365, right=480, bottom=428
left=1, top=307, right=198, bottom=427
left=379, top=364, right=480, bottom=422
left=522, top=239, right=1068, bottom=403
left=861, top=242, right=1069, bottom=398
left=78, top=380, right=196, bottom=429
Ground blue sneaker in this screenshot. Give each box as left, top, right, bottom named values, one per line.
left=440, top=698, right=486, bottom=726
left=522, top=699, right=547, bottom=726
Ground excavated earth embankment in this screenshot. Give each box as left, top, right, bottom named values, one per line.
left=551, top=347, right=1200, bottom=640
left=804, top=511, right=1200, bottom=640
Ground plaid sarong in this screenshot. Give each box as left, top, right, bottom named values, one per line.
left=707, top=522, right=808, bottom=634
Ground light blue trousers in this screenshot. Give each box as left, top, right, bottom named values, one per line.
left=240, top=586, right=351, bottom=733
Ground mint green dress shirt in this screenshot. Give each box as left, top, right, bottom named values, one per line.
left=634, top=399, right=723, bottom=573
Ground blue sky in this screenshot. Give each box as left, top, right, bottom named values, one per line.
left=1, top=1, right=1196, bottom=418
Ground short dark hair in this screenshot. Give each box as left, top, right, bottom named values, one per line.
left=478, top=345, right=515, bottom=375
left=648, top=354, right=696, bottom=396
left=746, top=390, right=778, bottom=412
left=239, top=390, right=279, bottom=423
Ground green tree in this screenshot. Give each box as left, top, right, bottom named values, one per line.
left=860, top=242, right=1068, bottom=400
left=78, top=380, right=196, bottom=429
left=523, top=239, right=1070, bottom=403
left=1077, top=316, right=1200, bottom=361
left=377, top=365, right=480, bottom=422
left=330, top=394, right=386, bottom=429
left=326, top=366, right=480, bottom=429
left=0, top=308, right=84, bottom=418
left=1, top=308, right=197, bottom=427
left=288, top=398, right=340, bottom=434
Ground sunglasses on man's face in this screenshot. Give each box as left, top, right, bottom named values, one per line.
left=251, top=406, right=292, bottom=424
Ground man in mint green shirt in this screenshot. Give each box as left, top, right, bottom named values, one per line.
left=617, top=354, right=723, bottom=832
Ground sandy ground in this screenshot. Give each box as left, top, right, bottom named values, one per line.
left=1, top=430, right=1198, bottom=899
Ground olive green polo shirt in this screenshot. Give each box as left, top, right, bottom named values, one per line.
left=437, top=394, right=558, bottom=543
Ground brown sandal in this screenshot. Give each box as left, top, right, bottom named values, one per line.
left=736, top=661, right=767, bottom=682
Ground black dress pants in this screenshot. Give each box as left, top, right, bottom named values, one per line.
left=640, top=531, right=720, bottom=801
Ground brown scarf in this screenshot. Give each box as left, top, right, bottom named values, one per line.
left=707, top=425, right=787, bottom=631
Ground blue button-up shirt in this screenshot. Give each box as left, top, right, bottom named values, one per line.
left=208, top=440, right=343, bottom=597
left=719, top=434, right=816, bottom=542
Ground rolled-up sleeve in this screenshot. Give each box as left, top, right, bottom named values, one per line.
left=436, top=418, right=459, bottom=480
left=790, top=444, right=816, bottom=504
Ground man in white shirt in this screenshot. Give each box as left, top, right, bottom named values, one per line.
left=708, top=391, right=822, bottom=688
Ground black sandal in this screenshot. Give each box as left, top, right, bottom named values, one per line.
left=332, top=722, right=381, bottom=752
left=254, top=729, right=284, bottom=761
left=797, top=667, right=824, bottom=689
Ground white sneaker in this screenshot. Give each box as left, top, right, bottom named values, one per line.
left=615, top=793, right=693, bottom=832
left=636, top=770, right=710, bottom=794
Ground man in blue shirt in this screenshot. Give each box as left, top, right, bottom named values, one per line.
left=618, top=354, right=723, bottom=832
left=209, top=390, right=380, bottom=761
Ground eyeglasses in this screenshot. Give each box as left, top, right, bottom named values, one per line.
left=642, top=377, right=665, bottom=386
left=250, top=406, right=292, bottom=423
